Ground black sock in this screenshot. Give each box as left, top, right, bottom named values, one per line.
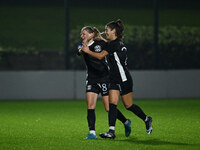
left=109, top=103, right=117, bottom=127
left=116, top=108, right=127, bottom=124
left=127, top=104, right=146, bottom=121
left=87, top=109, right=95, bottom=130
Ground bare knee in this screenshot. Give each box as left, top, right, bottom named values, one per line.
left=87, top=101, right=96, bottom=109
left=125, top=103, right=132, bottom=109
left=122, top=92, right=133, bottom=109
left=87, top=103, right=96, bottom=109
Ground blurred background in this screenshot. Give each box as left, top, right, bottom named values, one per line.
left=0, top=0, right=200, bottom=100
left=0, top=2, right=199, bottom=149
left=0, top=0, right=199, bottom=70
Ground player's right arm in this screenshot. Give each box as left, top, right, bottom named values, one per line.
left=81, top=44, right=108, bottom=60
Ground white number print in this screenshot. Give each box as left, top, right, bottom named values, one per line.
left=101, top=83, right=107, bottom=92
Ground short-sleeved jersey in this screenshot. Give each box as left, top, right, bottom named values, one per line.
left=81, top=40, right=109, bottom=83
left=105, top=38, right=132, bottom=84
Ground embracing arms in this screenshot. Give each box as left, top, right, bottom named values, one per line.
left=81, top=44, right=108, bottom=60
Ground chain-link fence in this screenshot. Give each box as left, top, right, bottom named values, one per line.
left=0, top=0, right=199, bottom=70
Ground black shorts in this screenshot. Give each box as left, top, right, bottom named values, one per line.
left=86, top=82, right=109, bottom=96
left=109, top=79, right=133, bottom=96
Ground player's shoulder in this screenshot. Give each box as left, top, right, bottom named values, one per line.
left=110, top=38, right=125, bottom=50
left=116, top=39, right=125, bottom=46
left=119, top=40, right=125, bottom=46
left=110, top=38, right=122, bottom=45
left=94, top=40, right=107, bottom=45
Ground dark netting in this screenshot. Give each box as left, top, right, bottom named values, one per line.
left=0, top=0, right=199, bottom=70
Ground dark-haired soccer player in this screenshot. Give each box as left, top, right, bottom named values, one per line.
left=81, top=20, right=153, bottom=139
left=78, top=26, right=131, bottom=139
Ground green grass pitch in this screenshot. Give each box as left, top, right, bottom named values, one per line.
left=0, top=99, right=200, bottom=150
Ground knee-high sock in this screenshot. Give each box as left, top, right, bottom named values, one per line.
left=109, top=103, right=117, bottom=127
left=87, top=109, right=95, bottom=130
left=116, top=108, right=127, bottom=124
left=127, top=104, right=146, bottom=121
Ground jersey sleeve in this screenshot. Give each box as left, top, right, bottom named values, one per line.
left=99, top=40, right=108, bottom=52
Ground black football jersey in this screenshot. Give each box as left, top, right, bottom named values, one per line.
left=105, top=38, right=132, bottom=83
left=82, top=40, right=109, bottom=82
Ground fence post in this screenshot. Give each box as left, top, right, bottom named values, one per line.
left=154, top=0, right=159, bottom=69
left=64, top=0, right=70, bottom=70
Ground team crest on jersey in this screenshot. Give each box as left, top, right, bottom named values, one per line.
left=94, top=45, right=101, bottom=52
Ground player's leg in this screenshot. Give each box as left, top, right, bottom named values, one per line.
left=102, top=95, right=109, bottom=112
left=99, top=82, right=109, bottom=112
left=87, top=92, right=98, bottom=109
left=99, top=89, right=120, bottom=139
left=101, top=84, right=127, bottom=122
left=102, top=95, right=127, bottom=122
left=108, top=89, right=120, bottom=134
left=122, top=92, right=153, bottom=134
left=122, top=92, right=146, bottom=120
left=100, top=80, right=131, bottom=137
left=86, top=91, right=98, bottom=139
left=102, top=95, right=131, bottom=137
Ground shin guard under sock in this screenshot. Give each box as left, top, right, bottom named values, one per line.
left=127, top=104, right=146, bottom=121
left=109, top=103, right=117, bottom=127
left=116, top=108, right=127, bottom=124
left=87, top=109, right=95, bottom=130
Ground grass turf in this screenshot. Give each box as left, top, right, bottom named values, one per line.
left=0, top=99, right=200, bottom=150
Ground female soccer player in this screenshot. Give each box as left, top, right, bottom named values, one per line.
left=81, top=20, right=153, bottom=139
left=78, top=26, right=131, bottom=139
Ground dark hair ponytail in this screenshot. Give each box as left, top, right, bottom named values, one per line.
left=106, top=19, right=124, bottom=39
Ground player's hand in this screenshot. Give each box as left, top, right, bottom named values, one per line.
left=81, top=44, right=90, bottom=53
left=100, top=33, right=108, bottom=42
left=82, top=39, right=88, bottom=45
